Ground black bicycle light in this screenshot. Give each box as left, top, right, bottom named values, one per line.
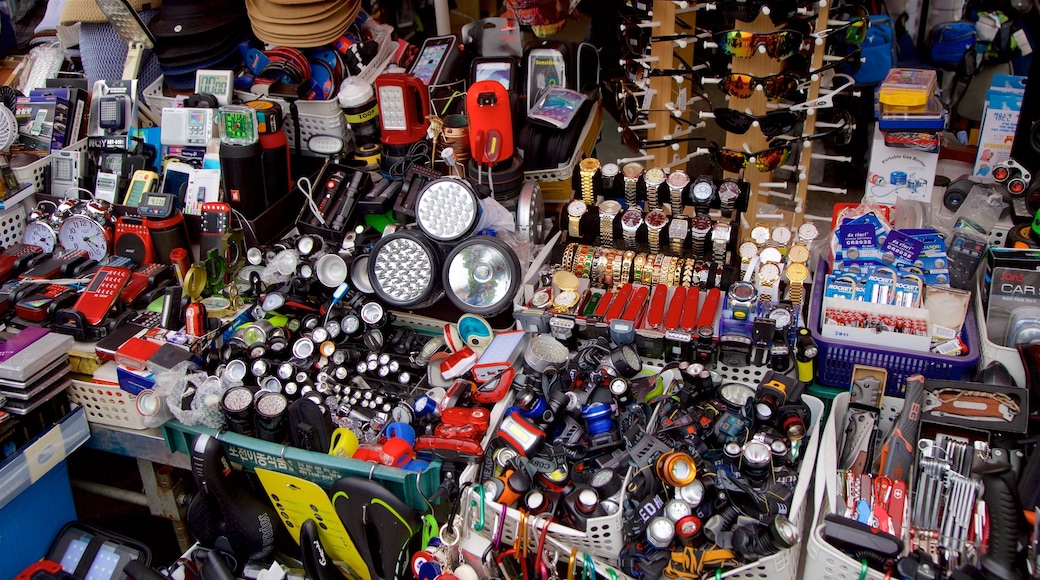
left=254, top=391, right=289, bottom=443
left=368, top=230, right=443, bottom=308
left=442, top=235, right=521, bottom=316
left=221, top=385, right=255, bottom=435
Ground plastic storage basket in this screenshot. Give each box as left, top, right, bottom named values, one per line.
left=67, top=379, right=150, bottom=429
left=808, top=259, right=979, bottom=394
left=12, top=138, right=87, bottom=196
left=460, top=396, right=824, bottom=580
left=974, top=265, right=1026, bottom=388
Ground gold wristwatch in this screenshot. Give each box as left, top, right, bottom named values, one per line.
left=645, top=208, right=669, bottom=254
left=567, top=200, right=587, bottom=239
left=622, top=162, right=644, bottom=208
left=788, top=242, right=810, bottom=265
left=552, top=289, right=580, bottom=313
left=599, top=199, right=622, bottom=248
left=669, top=217, right=688, bottom=256
left=644, top=167, right=667, bottom=211
left=786, top=262, right=809, bottom=306
left=579, top=157, right=601, bottom=206
left=758, top=262, right=781, bottom=304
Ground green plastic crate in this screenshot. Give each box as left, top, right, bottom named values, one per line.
left=162, top=421, right=441, bottom=511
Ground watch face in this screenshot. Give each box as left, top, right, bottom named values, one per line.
left=719, top=179, right=741, bottom=200
left=788, top=244, right=810, bottom=263
left=580, top=157, right=602, bottom=173
left=798, top=221, right=819, bottom=241
left=760, top=247, right=783, bottom=264
left=759, top=263, right=781, bottom=283
left=568, top=200, right=588, bottom=217
left=58, top=215, right=109, bottom=260
left=713, top=223, right=731, bottom=241
left=739, top=241, right=759, bottom=260
left=772, top=225, right=792, bottom=245
left=644, top=167, right=666, bottom=186
left=691, top=215, right=712, bottom=234
left=601, top=163, right=619, bottom=178
left=622, top=208, right=643, bottom=229
left=622, top=162, right=644, bottom=179
left=769, top=306, right=793, bottom=329
left=751, top=226, right=770, bottom=245
left=555, top=290, right=579, bottom=308
left=692, top=179, right=715, bottom=202
left=730, top=281, right=755, bottom=301
left=669, top=218, right=688, bottom=238
left=667, top=170, right=690, bottom=189
left=787, top=262, right=809, bottom=281
left=599, top=200, right=622, bottom=216
left=23, top=221, right=57, bottom=253
left=645, top=209, right=668, bottom=228
left=531, top=289, right=552, bottom=308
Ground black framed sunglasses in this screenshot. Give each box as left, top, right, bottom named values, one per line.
left=712, top=108, right=803, bottom=138
left=620, top=128, right=707, bottom=152
left=706, top=141, right=796, bottom=173
left=614, top=80, right=712, bottom=127
left=770, top=110, right=854, bottom=145
left=714, top=0, right=820, bottom=26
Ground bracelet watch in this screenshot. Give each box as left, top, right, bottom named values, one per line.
left=578, top=157, right=601, bottom=206
left=622, top=162, right=644, bottom=208
left=644, top=167, right=667, bottom=211
left=668, top=217, right=688, bottom=256
left=645, top=208, right=669, bottom=254
left=690, top=215, right=712, bottom=257
left=598, top=200, right=622, bottom=248
left=621, top=208, right=643, bottom=249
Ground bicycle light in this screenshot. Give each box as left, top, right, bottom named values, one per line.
left=414, top=177, right=480, bottom=243
left=255, top=391, right=288, bottom=442
left=221, top=385, right=255, bottom=435
left=368, top=230, right=442, bottom=308
left=443, top=235, right=521, bottom=316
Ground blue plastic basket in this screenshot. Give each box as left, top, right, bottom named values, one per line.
left=807, top=260, right=979, bottom=395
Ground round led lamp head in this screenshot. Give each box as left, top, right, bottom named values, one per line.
left=368, top=230, right=443, bottom=308
left=442, top=235, right=522, bottom=316
left=315, top=253, right=349, bottom=288
left=415, top=177, right=480, bottom=243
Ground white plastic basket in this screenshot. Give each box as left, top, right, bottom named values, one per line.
left=67, top=379, right=149, bottom=429
left=0, top=194, right=31, bottom=246
left=12, top=138, right=87, bottom=195
left=459, top=395, right=823, bottom=580
left=804, top=392, right=908, bottom=579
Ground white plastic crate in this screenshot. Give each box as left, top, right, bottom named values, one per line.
left=460, top=395, right=823, bottom=580
left=0, top=193, right=31, bottom=247
left=67, top=379, right=150, bottom=429
left=804, top=392, right=908, bottom=579
left=12, top=139, right=87, bottom=196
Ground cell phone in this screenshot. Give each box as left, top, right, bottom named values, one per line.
left=123, top=170, right=159, bottom=207
left=471, top=57, right=518, bottom=91
left=375, top=73, right=430, bottom=146
left=74, top=266, right=131, bottom=325
left=160, top=161, right=193, bottom=205
left=94, top=322, right=147, bottom=361
left=15, top=284, right=76, bottom=322
left=409, top=35, right=461, bottom=86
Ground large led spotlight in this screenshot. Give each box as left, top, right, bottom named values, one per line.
left=443, top=235, right=521, bottom=316
left=414, top=177, right=480, bottom=242
left=368, top=230, right=443, bottom=308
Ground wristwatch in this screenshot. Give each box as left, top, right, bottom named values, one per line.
left=668, top=216, right=688, bottom=256
left=757, top=262, right=781, bottom=304
left=621, top=208, right=643, bottom=248
left=621, top=250, right=636, bottom=284
left=767, top=301, right=796, bottom=333
left=567, top=200, right=588, bottom=239
left=690, top=176, right=716, bottom=215
left=531, top=287, right=553, bottom=309
left=622, top=162, right=644, bottom=208
left=750, top=224, right=771, bottom=248
left=788, top=242, right=810, bottom=265
left=690, top=215, right=712, bottom=257
left=728, top=280, right=757, bottom=321
left=786, top=261, right=809, bottom=306
left=738, top=241, right=759, bottom=275
left=718, top=179, right=741, bottom=218
left=601, top=162, right=620, bottom=193
left=771, top=224, right=793, bottom=247
left=712, top=222, right=732, bottom=263
left=666, top=170, right=690, bottom=213
left=645, top=208, right=669, bottom=254
left=797, top=221, right=819, bottom=245
left=599, top=200, right=622, bottom=248
left=553, top=289, right=580, bottom=313
left=579, top=157, right=601, bottom=206
left=644, top=167, right=667, bottom=211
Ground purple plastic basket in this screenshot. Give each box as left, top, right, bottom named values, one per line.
left=807, top=259, right=979, bottom=395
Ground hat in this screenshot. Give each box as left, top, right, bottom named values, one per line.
left=151, top=15, right=251, bottom=61
left=60, top=0, right=161, bottom=26
left=245, top=0, right=360, bottom=48
left=147, top=0, right=245, bottom=38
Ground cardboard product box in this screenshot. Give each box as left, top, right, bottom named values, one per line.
left=13, top=97, right=54, bottom=155
left=986, top=267, right=1040, bottom=346
left=864, top=128, right=939, bottom=205
left=973, top=75, right=1026, bottom=182
left=29, top=87, right=88, bottom=151
left=820, top=295, right=932, bottom=353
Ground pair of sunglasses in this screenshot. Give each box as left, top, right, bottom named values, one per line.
left=614, top=81, right=711, bottom=126
left=707, top=142, right=795, bottom=173
left=714, top=29, right=804, bottom=60
left=712, top=108, right=802, bottom=138
left=771, top=110, right=855, bottom=146
left=812, top=6, right=871, bottom=45
left=713, top=0, right=817, bottom=26
left=621, top=128, right=706, bottom=152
